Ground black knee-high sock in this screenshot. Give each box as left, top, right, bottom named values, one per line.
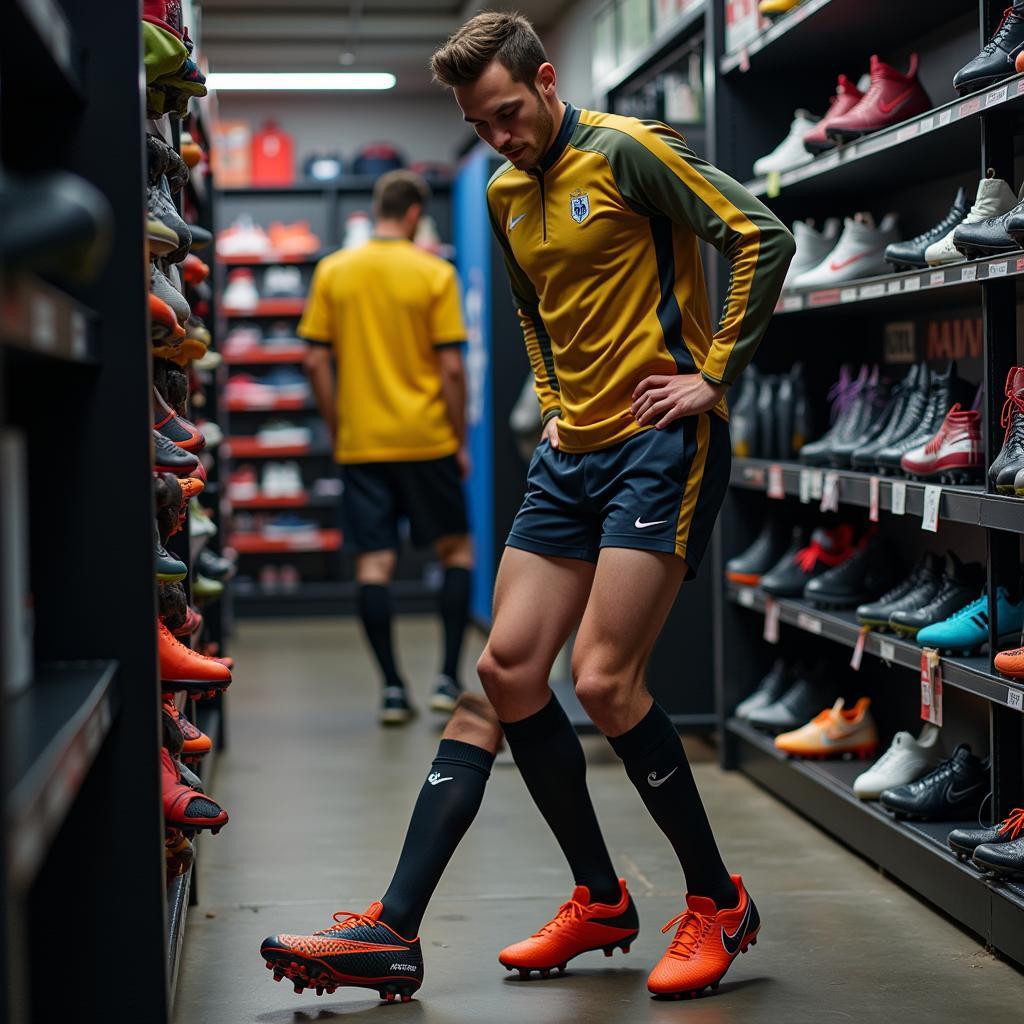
left=608, top=702, right=737, bottom=910
left=502, top=695, right=621, bottom=905
left=357, top=584, right=404, bottom=689
left=438, top=567, right=470, bottom=684
left=380, top=739, right=494, bottom=936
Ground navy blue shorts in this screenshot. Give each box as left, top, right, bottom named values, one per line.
left=506, top=412, right=730, bottom=579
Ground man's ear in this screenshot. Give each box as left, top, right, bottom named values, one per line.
left=536, top=62, right=557, bottom=97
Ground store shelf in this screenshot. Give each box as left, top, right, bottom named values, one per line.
left=720, top=0, right=976, bottom=75
left=731, top=458, right=1024, bottom=534
left=219, top=250, right=330, bottom=266
left=226, top=395, right=313, bottom=413
left=726, top=716, right=1024, bottom=959
left=219, top=178, right=451, bottom=196
left=229, top=528, right=341, bottom=554
left=743, top=75, right=1024, bottom=202
left=5, top=660, right=118, bottom=889
left=231, top=492, right=340, bottom=510
left=223, top=348, right=308, bottom=365
left=225, top=438, right=327, bottom=459
left=9, top=0, right=82, bottom=101
left=0, top=275, right=99, bottom=364
left=725, top=583, right=1024, bottom=711
left=223, top=299, right=306, bottom=318
left=166, top=862, right=192, bottom=1003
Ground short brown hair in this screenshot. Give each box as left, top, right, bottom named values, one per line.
left=373, top=170, right=430, bottom=220
left=431, top=11, right=548, bottom=89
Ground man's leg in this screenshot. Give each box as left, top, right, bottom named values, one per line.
left=431, top=533, right=473, bottom=708
left=572, top=546, right=736, bottom=910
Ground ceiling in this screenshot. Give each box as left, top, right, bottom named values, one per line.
left=198, top=0, right=577, bottom=92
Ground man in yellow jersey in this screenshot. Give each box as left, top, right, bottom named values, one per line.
left=300, top=171, right=473, bottom=726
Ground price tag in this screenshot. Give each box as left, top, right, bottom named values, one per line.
left=986, top=84, right=1009, bottom=106
left=810, top=470, right=824, bottom=500
left=763, top=598, right=780, bottom=644
left=767, top=463, right=785, bottom=498
left=921, top=485, right=941, bottom=533
left=796, top=612, right=822, bottom=635
left=765, top=171, right=781, bottom=198
left=920, top=649, right=943, bottom=726
left=869, top=476, right=880, bottom=522
left=851, top=627, right=868, bottom=670
left=1007, top=687, right=1023, bottom=711
left=891, top=480, right=907, bottom=515
left=961, top=265, right=978, bottom=282
left=738, top=586, right=756, bottom=608
left=879, top=640, right=896, bottom=664
left=904, top=276, right=921, bottom=292
left=840, top=288, right=858, bottom=303
left=989, top=260, right=1009, bottom=277
left=820, top=471, right=840, bottom=512
left=799, top=469, right=812, bottom=504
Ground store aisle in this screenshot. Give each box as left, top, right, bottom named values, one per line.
left=174, top=619, right=1023, bottom=1024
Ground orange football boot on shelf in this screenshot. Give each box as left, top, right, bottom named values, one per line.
left=158, top=621, right=232, bottom=697
left=180, top=132, right=203, bottom=168
left=162, top=695, right=212, bottom=758
left=154, top=388, right=205, bottom=453
left=648, top=875, right=759, bottom=1000
left=994, top=645, right=1024, bottom=678
left=182, top=253, right=210, bottom=284
left=498, top=879, right=638, bottom=977
left=149, top=293, right=186, bottom=344
left=774, top=698, right=878, bottom=759
left=161, top=747, right=228, bottom=832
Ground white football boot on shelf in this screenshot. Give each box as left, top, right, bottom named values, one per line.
left=853, top=723, right=941, bottom=800
left=783, top=218, right=841, bottom=289
left=792, top=212, right=899, bottom=288
left=924, top=172, right=1017, bottom=266
left=752, top=110, right=820, bottom=178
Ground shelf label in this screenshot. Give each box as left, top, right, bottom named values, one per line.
left=920, top=649, right=943, bottom=726
left=896, top=123, right=920, bottom=143
left=891, top=480, right=907, bottom=516
left=767, top=463, right=785, bottom=499
left=988, top=260, right=1009, bottom=277
left=904, top=276, right=921, bottom=292
left=930, top=271, right=946, bottom=287
left=765, top=171, right=781, bottom=198
left=851, top=627, right=868, bottom=670
left=738, top=586, right=756, bottom=608
left=839, top=288, right=858, bottom=303
left=781, top=293, right=804, bottom=311
left=796, top=612, right=822, bottom=635
left=869, top=476, right=881, bottom=522
left=921, top=485, right=941, bottom=533
left=860, top=283, right=886, bottom=299
left=810, top=469, right=824, bottom=501
left=820, top=471, right=840, bottom=512
left=1007, top=686, right=1023, bottom=712
left=763, top=597, right=780, bottom=644
left=886, top=280, right=902, bottom=295
left=961, top=265, right=978, bottom=282
left=958, top=97, right=983, bottom=118
left=985, top=84, right=1009, bottom=107
left=879, top=640, right=896, bottom=664
left=919, top=115, right=936, bottom=134
left=799, top=468, right=812, bottom=504
left=938, top=109, right=953, bottom=126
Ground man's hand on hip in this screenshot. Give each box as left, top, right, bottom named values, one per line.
left=541, top=416, right=561, bottom=449
left=631, top=375, right=727, bottom=429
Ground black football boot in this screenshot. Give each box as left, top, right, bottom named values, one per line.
left=990, top=366, right=1024, bottom=493
left=726, top=518, right=793, bottom=586
left=800, top=365, right=867, bottom=467
left=953, top=2, right=1024, bottom=95
left=879, top=744, right=990, bottom=821
left=829, top=369, right=892, bottom=467
left=730, top=367, right=761, bottom=459
left=884, top=188, right=970, bottom=270
left=803, top=532, right=903, bottom=608
left=952, top=193, right=1024, bottom=260
left=756, top=374, right=778, bottom=460
left=850, top=363, right=928, bottom=471
left=761, top=524, right=858, bottom=598
left=949, top=806, right=1024, bottom=861
left=888, top=551, right=986, bottom=638
left=856, top=550, right=944, bottom=629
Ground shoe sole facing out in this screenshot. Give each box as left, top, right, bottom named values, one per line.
left=500, top=932, right=638, bottom=976
left=262, top=950, right=420, bottom=1001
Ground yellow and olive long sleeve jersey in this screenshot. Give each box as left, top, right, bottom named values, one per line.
left=486, top=103, right=795, bottom=454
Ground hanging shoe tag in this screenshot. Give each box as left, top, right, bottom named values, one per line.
left=920, top=649, right=943, bottom=726
left=799, top=469, right=812, bottom=504
left=891, top=480, right=907, bottom=515
left=850, top=626, right=868, bottom=671
left=766, top=171, right=781, bottom=198
left=763, top=597, right=780, bottom=644
left=820, top=471, right=840, bottom=513
left=869, top=476, right=880, bottom=522
left=768, top=464, right=785, bottom=499
left=810, top=469, right=824, bottom=501
left=878, top=640, right=896, bottom=664
left=921, top=485, right=941, bottom=533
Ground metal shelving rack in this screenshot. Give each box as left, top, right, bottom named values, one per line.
left=705, top=0, right=1024, bottom=966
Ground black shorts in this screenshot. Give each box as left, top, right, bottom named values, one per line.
left=340, top=455, right=468, bottom=553
left=507, top=412, right=730, bottom=579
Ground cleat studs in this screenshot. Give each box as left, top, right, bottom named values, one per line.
left=293, top=984, right=304, bottom=994
left=386, top=992, right=395, bottom=1003
left=541, top=969, right=550, bottom=978
left=265, top=961, right=273, bottom=970
left=315, top=987, right=324, bottom=997
left=518, top=969, right=530, bottom=979
left=621, top=944, right=631, bottom=954
left=401, top=995, right=412, bottom=1003
left=604, top=948, right=614, bottom=957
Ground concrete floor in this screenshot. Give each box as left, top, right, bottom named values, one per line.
left=174, top=618, right=1024, bottom=1024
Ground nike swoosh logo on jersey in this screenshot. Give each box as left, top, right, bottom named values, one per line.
left=721, top=901, right=752, bottom=957
left=877, top=87, right=915, bottom=115
left=647, top=767, right=678, bottom=788
left=829, top=249, right=879, bottom=272
left=635, top=517, right=668, bottom=529
left=509, top=213, right=527, bottom=231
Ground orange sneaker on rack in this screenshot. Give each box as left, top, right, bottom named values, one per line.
left=162, top=694, right=213, bottom=758
left=994, top=645, right=1024, bottom=678
left=774, top=697, right=878, bottom=759
left=158, top=621, right=231, bottom=697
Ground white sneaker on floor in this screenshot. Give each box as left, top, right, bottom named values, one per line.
left=792, top=212, right=899, bottom=288
left=753, top=109, right=819, bottom=178
left=853, top=723, right=941, bottom=800
left=924, top=173, right=1017, bottom=266
left=784, top=218, right=841, bottom=290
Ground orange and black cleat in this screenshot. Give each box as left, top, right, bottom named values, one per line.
left=260, top=902, right=423, bottom=1001
left=648, top=874, right=759, bottom=1000
left=498, top=879, right=638, bottom=977
left=158, top=621, right=232, bottom=698
left=162, top=695, right=212, bottom=758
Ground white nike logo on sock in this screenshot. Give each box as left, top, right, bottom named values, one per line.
left=428, top=772, right=454, bottom=786
left=647, top=767, right=678, bottom=788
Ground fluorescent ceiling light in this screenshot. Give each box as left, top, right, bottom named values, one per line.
left=207, top=72, right=396, bottom=91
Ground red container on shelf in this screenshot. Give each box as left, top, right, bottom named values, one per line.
left=251, top=121, right=295, bottom=186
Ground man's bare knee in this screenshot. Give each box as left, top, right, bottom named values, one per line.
left=442, top=693, right=503, bottom=754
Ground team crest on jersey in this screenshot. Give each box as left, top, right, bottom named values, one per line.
left=569, top=188, right=590, bottom=224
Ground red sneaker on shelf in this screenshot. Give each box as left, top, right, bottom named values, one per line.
left=802, top=74, right=864, bottom=153
left=825, top=54, right=932, bottom=143
left=900, top=404, right=983, bottom=483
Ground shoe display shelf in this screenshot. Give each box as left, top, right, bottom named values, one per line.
left=1, top=3, right=181, bottom=1022
left=708, top=0, right=1024, bottom=966
left=215, top=177, right=455, bottom=617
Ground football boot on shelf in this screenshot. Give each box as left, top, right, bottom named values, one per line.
left=783, top=218, right=841, bottom=287
left=647, top=875, right=759, bottom=1000
left=735, top=659, right=792, bottom=721
left=498, top=879, right=639, bottom=977
left=774, top=698, right=878, bottom=759
left=802, top=76, right=864, bottom=154
left=803, top=532, right=902, bottom=609
left=760, top=525, right=858, bottom=598
left=193, top=573, right=224, bottom=600
left=885, top=187, right=970, bottom=270
left=994, top=644, right=1024, bottom=678
left=915, top=587, right=1023, bottom=655
left=746, top=669, right=831, bottom=733
left=952, top=183, right=1024, bottom=260
left=989, top=366, right=1024, bottom=493
left=158, top=621, right=232, bottom=697
left=161, top=747, right=227, bottom=832
left=856, top=551, right=944, bottom=630
left=791, top=214, right=899, bottom=289
left=752, top=110, right=819, bottom=178
left=879, top=744, right=990, bottom=820
left=926, top=172, right=1017, bottom=265
left=953, top=2, right=1024, bottom=95
left=949, top=806, right=1024, bottom=861
left=725, top=519, right=794, bottom=587
left=146, top=177, right=191, bottom=262
left=824, top=54, right=931, bottom=142
left=850, top=363, right=929, bottom=471
left=153, top=387, right=205, bottom=453
left=853, top=723, right=940, bottom=800
left=759, top=0, right=802, bottom=15
left=260, top=902, right=423, bottom=1001
left=150, top=260, right=191, bottom=323
left=899, top=403, right=983, bottom=483
left=973, top=836, right=1024, bottom=879
left=155, top=525, right=187, bottom=583
left=154, top=430, right=199, bottom=475
left=163, top=697, right=213, bottom=759
left=729, top=367, right=761, bottom=458
left=887, top=552, right=985, bottom=638
left=824, top=368, right=893, bottom=468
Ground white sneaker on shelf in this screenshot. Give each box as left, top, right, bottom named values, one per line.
left=784, top=218, right=841, bottom=290
left=262, top=265, right=304, bottom=299
left=278, top=461, right=305, bottom=496
left=752, top=110, right=820, bottom=178
left=222, top=269, right=260, bottom=311
left=257, top=420, right=313, bottom=448
left=924, top=173, right=1017, bottom=266
left=792, top=212, right=900, bottom=288
left=853, top=723, right=941, bottom=800
left=217, top=215, right=273, bottom=258
left=261, top=461, right=282, bottom=498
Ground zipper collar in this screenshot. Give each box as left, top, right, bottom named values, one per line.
left=537, top=102, right=579, bottom=175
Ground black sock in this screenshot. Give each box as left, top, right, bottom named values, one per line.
left=502, top=695, right=621, bottom=905
left=439, top=567, right=470, bottom=684
left=357, top=584, right=404, bottom=689
left=608, top=702, right=737, bottom=910
left=379, top=739, right=494, bottom=936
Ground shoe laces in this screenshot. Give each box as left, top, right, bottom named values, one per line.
left=794, top=527, right=853, bottom=572
left=661, top=909, right=710, bottom=960
left=946, top=593, right=987, bottom=621
left=984, top=7, right=1023, bottom=55
left=534, top=898, right=590, bottom=937
left=319, top=910, right=380, bottom=935
left=999, top=388, right=1024, bottom=443
left=997, top=808, right=1024, bottom=840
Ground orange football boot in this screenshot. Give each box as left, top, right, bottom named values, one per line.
left=648, top=875, right=760, bottom=999
left=498, top=879, right=638, bottom=976
left=994, top=645, right=1024, bottom=678
left=149, top=293, right=186, bottom=344
left=158, top=621, right=232, bottom=697
left=773, top=697, right=878, bottom=759
left=162, top=695, right=212, bottom=758
left=182, top=253, right=210, bottom=284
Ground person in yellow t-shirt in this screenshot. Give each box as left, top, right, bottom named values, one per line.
left=300, top=170, right=473, bottom=725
